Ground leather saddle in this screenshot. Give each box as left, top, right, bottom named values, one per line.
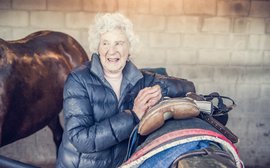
left=138, top=92, right=238, bottom=143
left=138, top=97, right=200, bottom=136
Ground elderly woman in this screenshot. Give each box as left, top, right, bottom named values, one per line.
left=56, top=13, right=195, bottom=168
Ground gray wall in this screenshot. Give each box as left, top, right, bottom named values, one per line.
left=0, top=0, right=270, bottom=167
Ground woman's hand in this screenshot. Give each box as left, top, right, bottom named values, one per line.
left=132, top=85, right=162, bottom=120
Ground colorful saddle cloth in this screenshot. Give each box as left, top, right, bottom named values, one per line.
left=121, top=119, right=243, bottom=168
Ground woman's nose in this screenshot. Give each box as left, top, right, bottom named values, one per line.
left=107, top=45, right=116, bottom=54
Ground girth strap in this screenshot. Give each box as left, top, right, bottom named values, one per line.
left=200, top=113, right=238, bottom=143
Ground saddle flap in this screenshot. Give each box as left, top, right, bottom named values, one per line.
left=138, top=97, right=200, bottom=136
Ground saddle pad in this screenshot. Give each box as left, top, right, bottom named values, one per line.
left=121, top=129, right=242, bottom=168
left=136, top=118, right=221, bottom=151
left=139, top=141, right=209, bottom=168
left=138, top=97, right=200, bottom=135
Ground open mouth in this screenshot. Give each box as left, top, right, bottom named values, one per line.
left=107, top=58, right=120, bottom=62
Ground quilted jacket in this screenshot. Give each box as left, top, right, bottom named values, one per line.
left=56, top=53, right=195, bottom=168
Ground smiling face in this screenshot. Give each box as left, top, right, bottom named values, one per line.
left=98, top=29, right=130, bottom=77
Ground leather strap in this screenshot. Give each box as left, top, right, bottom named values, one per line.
left=200, top=113, right=238, bottom=143
left=170, top=147, right=237, bottom=168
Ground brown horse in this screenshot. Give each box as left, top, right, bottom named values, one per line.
left=0, top=30, right=89, bottom=152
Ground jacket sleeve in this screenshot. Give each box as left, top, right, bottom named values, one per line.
left=141, top=70, right=196, bottom=98
left=63, top=73, right=136, bottom=153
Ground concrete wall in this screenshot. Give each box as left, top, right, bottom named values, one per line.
left=0, top=0, right=270, bottom=167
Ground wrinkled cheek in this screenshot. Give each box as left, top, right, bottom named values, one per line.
left=99, top=57, right=107, bottom=68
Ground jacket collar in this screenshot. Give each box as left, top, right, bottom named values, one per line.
left=89, top=53, right=143, bottom=87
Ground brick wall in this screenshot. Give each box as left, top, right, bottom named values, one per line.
left=0, top=0, right=269, bottom=167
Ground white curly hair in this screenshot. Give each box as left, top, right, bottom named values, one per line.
left=88, top=13, right=139, bottom=56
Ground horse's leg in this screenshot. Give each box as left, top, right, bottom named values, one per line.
left=48, top=115, right=63, bottom=156
left=0, top=123, right=2, bottom=146
left=0, top=108, right=6, bottom=146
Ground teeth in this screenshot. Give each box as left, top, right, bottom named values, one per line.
left=107, top=58, right=119, bottom=62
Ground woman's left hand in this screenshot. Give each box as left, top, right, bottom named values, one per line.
left=145, top=85, right=162, bottom=108
left=132, top=85, right=162, bottom=119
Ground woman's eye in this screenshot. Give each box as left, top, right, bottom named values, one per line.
left=102, top=42, right=109, bottom=46
left=116, top=42, right=124, bottom=46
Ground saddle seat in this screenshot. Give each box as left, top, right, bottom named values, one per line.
left=138, top=97, right=200, bottom=136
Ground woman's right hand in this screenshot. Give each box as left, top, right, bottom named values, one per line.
left=132, top=85, right=162, bottom=120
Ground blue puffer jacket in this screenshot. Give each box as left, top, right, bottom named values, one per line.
left=56, top=54, right=195, bottom=168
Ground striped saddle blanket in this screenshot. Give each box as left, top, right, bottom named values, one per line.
left=121, top=118, right=243, bottom=168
